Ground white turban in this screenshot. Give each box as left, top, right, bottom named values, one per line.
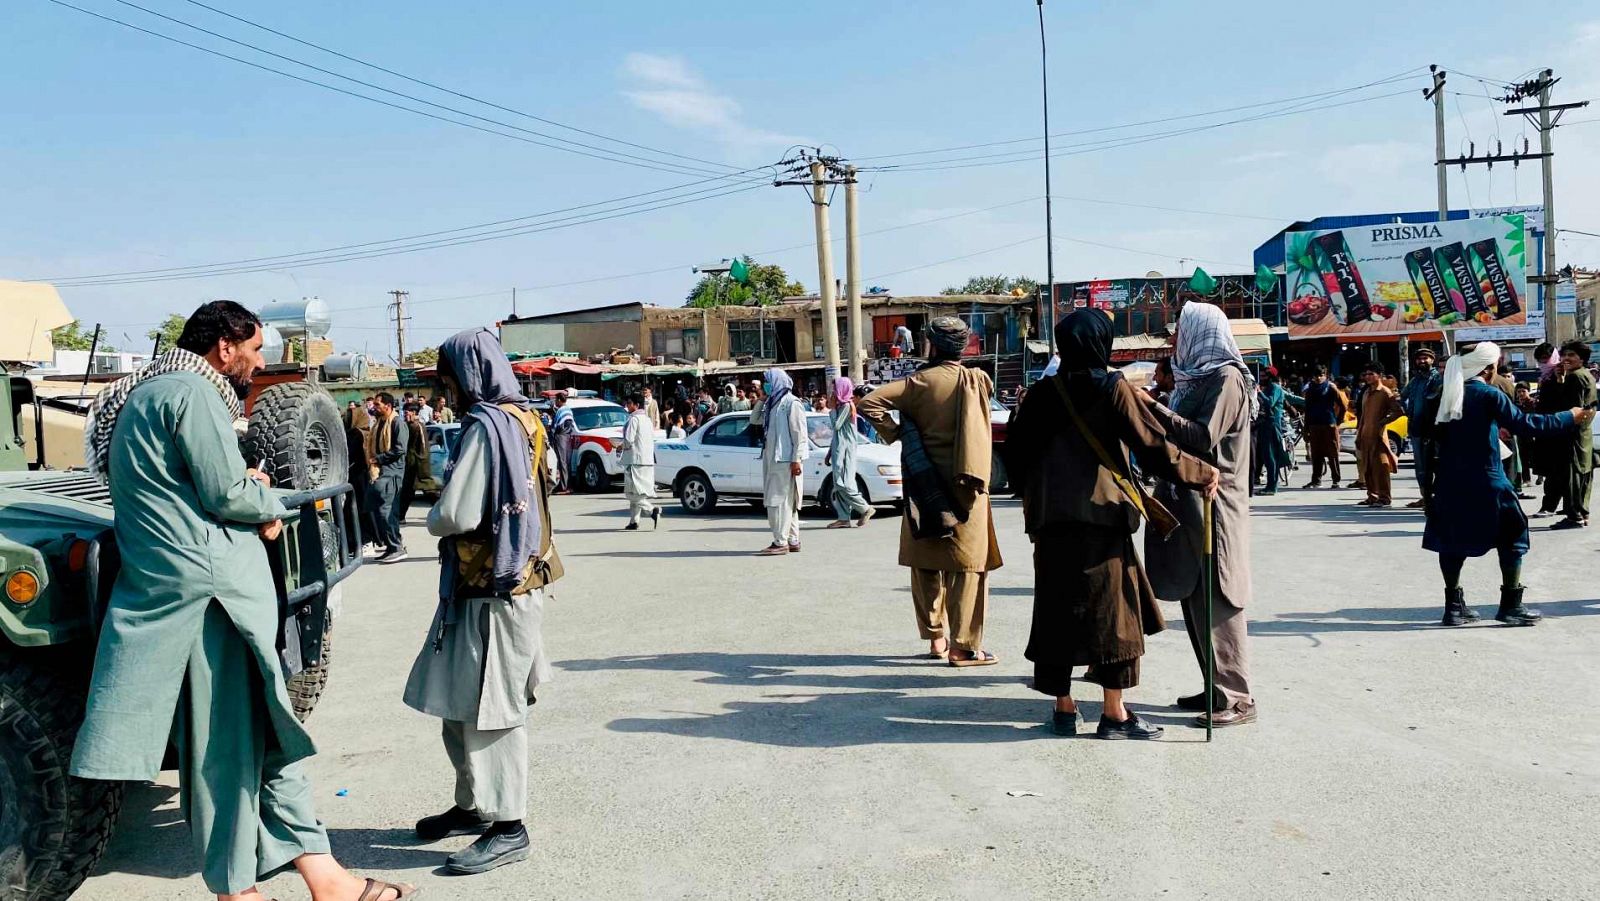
left=1438, top=341, right=1500, bottom=425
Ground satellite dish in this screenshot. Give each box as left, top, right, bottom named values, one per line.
left=1146, top=270, right=1164, bottom=279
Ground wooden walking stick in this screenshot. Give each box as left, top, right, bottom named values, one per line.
left=1203, top=496, right=1216, bottom=743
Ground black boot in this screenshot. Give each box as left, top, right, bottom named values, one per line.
left=1495, top=585, right=1541, bottom=626
left=1440, top=587, right=1479, bottom=626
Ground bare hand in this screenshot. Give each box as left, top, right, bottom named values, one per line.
left=1572, top=408, right=1595, bottom=426
left=790, top=462, right=803, bottom=476
left=259, top=519, right=283, bottom=541
left=1202, top=467, right=1221, bottom=499
left=246, top=468, right=272, bottom=488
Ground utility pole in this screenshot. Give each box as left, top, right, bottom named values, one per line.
left=810, top=159, right=841, bottom=383
left=1425, top=65, right=1448, bottom=222
left=844, top=166, right=864, bottom=382
left=1037, top=0, right=1056, bottom=354
left=388, top=289, right=410, bottom=364
left=511, top=287, right=518, bottom=317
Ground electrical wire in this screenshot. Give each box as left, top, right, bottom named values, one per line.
left=862, top=237, right=1045, bottom=282
left=172, top=0, right=742, bottom=174
left=36, top=171, right=773, bottom=283
left=854, top=67, right=1429, bottom=164
left=47, top=0, right=735, bottom=178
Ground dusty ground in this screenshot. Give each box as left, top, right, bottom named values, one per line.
left=78, top=467, right=1600, bottom=900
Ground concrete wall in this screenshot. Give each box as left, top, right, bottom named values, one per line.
left=500, top=321, right=566, bottom=356
left=564, top=320, right=646, bottom=357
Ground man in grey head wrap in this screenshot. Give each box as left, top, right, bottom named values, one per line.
left=403, top=328, right=562, bottom=875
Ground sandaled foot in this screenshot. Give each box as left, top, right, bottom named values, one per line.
left=925, top=638, right=948, bottom=659
left=854, top=507, right=876, bottom=527
left=355, top=877, right=419, bottom=900
left=756, top=544, right=788, bottom=556
left=825, top=520, right=854, bottom=529
left=947, top=649, right=999, bottom=667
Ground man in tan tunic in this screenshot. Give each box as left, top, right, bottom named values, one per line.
left=1356, top=364, right=1404, bottom=507
left=859, top=317, right=1003, bottom=665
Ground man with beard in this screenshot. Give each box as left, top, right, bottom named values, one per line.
left=1541, top=341, right=1598, bottom=529
left=398, top=402, right=430, bottom=524
left=371, top=391, right=409, bottom=561
left=73, top=301, right=414, bottom=900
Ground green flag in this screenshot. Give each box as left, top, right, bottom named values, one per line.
left=1188, top=266, right=1217, bottom=295
left=1255, top=263, right=1277, bottom=294
left=729, top=257, right=750, bottom=285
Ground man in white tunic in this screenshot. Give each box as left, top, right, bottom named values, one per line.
left=617, top=392, right=661, bottom=530
left=757, top=368, right=809, bottom=555
left=404, top=329, right=561, bottom=875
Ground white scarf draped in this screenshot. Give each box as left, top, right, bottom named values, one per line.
left=1438, top=341, right=1500, bottom=425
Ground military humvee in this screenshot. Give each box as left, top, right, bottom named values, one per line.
left=0, top=371, right=362, bottom=900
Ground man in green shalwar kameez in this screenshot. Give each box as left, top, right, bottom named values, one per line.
left=70, top=301, right=414, bottom=901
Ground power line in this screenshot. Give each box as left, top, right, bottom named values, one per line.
left=38, top=172, right=772, bottom=283
left=854, top=67, right=1429, bottom=164
left=172, top=0, right=742, bottom=174
left=48, top=0, right=732, bottom=178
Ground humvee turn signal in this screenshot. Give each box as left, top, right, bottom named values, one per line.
left=5, top=570, right=40, bottom=604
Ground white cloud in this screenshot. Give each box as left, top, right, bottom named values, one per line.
left=620, top=52, right=802, bottom=148
left=1226, top=150, right=1290, bottom=166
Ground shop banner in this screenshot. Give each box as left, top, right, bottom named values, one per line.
left=1283, top=214, right=1529, bottom=338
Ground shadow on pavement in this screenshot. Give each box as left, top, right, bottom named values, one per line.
left=91, top=783, right=192, bottom=881
left=561, top=651, right=1023, bottom=694
left=1233, top=597, right=1600, bottom=636
left=328, top=827, right=450, bottom=871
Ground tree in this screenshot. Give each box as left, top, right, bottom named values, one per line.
left=941, top=274, right=1039, bottom=296
left=51, top=320, right=115, bottom=352
left=685, top=256, right=805, bottom=308
left=401, top=346, right=439, bottom=367
left=146, top=313, right=188, bottom=352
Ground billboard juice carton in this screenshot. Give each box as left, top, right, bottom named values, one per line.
left=1468, top=238, right=1521, bottom=319
left=1434, top=243, right=1492, bottom=321
left=1312, top=231, right=1374, bottom=325
left=1404, top=247, right=1451, bottom=317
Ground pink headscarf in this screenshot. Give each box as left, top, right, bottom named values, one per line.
left=833, top=375, right=855, bottom=408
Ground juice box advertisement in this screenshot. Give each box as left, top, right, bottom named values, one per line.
left=1283, top=214, right=1527, bottom=338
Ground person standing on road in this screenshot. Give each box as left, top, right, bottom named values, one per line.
left=1424, top=341, right=1589, bottom=626
left=859, top=317, right=1003, bottom=666
left=344, top=403, right=380, bottom=550
left=1008, top=311, right=1219, bottom=740
left=371, top=391, right=409, bottom=562
left=432, top=394, right=456, bottom=424
left=1539, top=342, right=1597, bottom=529
left=1300, top=366, right=1346, bottom=488
left=405, top=328, right=562, bottom=876
left=1252, top=367, right=1297, bottom=496
left=550, top=390, right=576, bottom=494
left=642, top=386, right=662, bottom=432
left=1401, top=348, right=1440, bottom=508
left=617, top=392, right=661, bottom=531
left=825, top=375, right=875, bottom=530
left=398, top=403, right=430, bottom=524
left=1354, top=365, right=1403, bottom=508
left=756, top=368, right=808, bottom=554
left=1143, top=301, right=1257, bottom=728
left=74, top=300, right=414, bottom=901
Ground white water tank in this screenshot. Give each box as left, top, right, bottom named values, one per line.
left=258, top=324, right=284, bottom=362
left=259, top=298, right=332, bottom=339
left=322, top=353, right=369, bottom=381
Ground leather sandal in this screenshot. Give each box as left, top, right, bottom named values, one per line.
left=356, top=877, right=419, bottom=900
left=948, top=649, right=999, bottom=667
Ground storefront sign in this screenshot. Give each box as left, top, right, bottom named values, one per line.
left=1283, top=214, right=1529, bottom=339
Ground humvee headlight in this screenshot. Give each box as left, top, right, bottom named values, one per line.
left=5, top=570, right=40, bottom=604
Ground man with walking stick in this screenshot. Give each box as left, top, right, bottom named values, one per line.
left=1141, top=303, right=1258, bottom=729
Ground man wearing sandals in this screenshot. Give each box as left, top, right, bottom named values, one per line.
left=858, top=317, right=1003, bottom=666
left=404, top=328, right=560, bottom=876
left=71, top=301, right=415, bottom=901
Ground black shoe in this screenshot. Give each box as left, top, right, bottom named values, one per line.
left=651, top=508, right=661, bottom=530
left=1440, top=587, right=1475, bottom=626
left=378, top=545, right=408, bottom=564
left=1550, top=517, right=1587, bottom=530
left=1495, top=585, right=1541, bottom=627
left=1050, top=709, right=1079, bottom=736
left=1176, top=689, right=1226, bottom=712
left=446, top=825, right=531, bottom=875
left=416, top=806, right=492, bottom=842
left=1096, top=711, right=1163, bottom=740
left=624, top=522, right=639, bottom=531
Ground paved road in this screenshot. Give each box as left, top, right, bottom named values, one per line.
left=79, top=468, right=1600, bottom=900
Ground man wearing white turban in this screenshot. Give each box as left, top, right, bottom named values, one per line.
left=1422, top=341, right=1592, bottom=625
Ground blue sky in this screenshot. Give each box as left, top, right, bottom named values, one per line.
left=3, top=0, right=1597, bottom=358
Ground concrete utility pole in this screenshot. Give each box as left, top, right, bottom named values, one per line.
left=388, top=289, right=410, bottom=364
left=810, top=159, right=841, bottom=383
left=844, top=166, right=864, bottom=382
left=1037, top=0, right=1057, bottom=354
left=1425, top=65, right=1448, bottom=222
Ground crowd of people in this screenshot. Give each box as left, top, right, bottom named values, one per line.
left=64, top=298, right=1598, bottom=899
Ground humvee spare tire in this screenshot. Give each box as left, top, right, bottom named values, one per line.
left=0, top=653, right=125, bottom=901
left=242, top=383, right=346, bottom=723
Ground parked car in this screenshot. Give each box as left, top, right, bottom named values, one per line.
left=418, top=422, right=461, bottom=495
left=565, top=398, right=630, bottom=492
left=989, top=396, right=1011, bottom=492
left=655, top=411, right=903, bottom=514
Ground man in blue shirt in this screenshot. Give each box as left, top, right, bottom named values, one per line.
left=1300, top=365, right=1346, bottom=488
left=1400, top=347, right=1440, bottom=509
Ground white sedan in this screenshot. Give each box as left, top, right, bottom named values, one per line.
left=655, top=411, right=903, bottom=514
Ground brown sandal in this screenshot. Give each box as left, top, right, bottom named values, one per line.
left=357, top=878, right=420, bottom=901
left=948, top=649, right=999, bottom=667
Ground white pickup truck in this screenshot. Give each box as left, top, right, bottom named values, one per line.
left=654, top=411, right=903, bottom=514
